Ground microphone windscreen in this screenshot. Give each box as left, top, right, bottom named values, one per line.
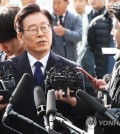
left=9, top=73, right=32, bottom=105
left=76, top=89, right=107, bottom=115
left=46, top=90, right=56, bottom=116
left=34, top=86, right=46, bottom=109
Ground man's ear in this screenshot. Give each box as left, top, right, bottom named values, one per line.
left=17, top=32, right=24, bottom=44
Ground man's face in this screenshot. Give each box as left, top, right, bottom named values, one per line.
left=0, top=38, right=20, bottom=56
left=53, top=0, right=69, bottom=16
left=111, top=17, right=120, bottom=49
left=73, top=0, right=87, bottom=15
left=17, top=12, right=52, bottom=59
left=88, top=0, right=105, bottom=10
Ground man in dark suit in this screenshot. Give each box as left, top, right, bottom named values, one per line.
left=0, top=3, right=84, bottom=134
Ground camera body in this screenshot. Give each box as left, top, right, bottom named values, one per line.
left=45, top=66, right=83, bottom=96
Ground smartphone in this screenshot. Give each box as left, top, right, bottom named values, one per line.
left=76, top=67, right=100, bottom=89
left=76, top=67, right=95, bottom=81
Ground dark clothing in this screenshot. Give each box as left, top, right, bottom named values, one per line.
left=88, top=10, right=115, bottom=79
left=0, top=51, right=84, bottom=134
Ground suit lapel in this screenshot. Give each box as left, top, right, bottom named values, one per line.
left=12, top=51, right=35, bottom=88
left=42, top=51, right=60, bottom=94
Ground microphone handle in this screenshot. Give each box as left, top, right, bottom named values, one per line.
left=55, top=116, right=88, bottom=134
left=43, top=115, right=50, bottom=132
left=9, top=110, right=48, bottom=132
left=49, top=114, right=54, bottom=130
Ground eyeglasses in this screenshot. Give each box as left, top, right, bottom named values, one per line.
left=22, top=24, right=51, bottom=36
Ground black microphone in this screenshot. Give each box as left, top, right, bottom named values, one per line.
left=2, top=73, right=48, bottom=133
left=9, top=73, right=31, bottom=105
left=3, top=104, right=47, bottom=133
left=3, top=73, right=31, bottom=122
left=46, top=89, right=56, bottom=130
left=34, top=86, right=49, bottom=132
left=76, top=89, right=120, bottom=124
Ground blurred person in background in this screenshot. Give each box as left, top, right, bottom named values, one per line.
left=21, top=0, right=36, bottom=6
left=73, top=0, right=96, bottom=96
left=0, top=6, right=25, bottom=62
left=51, top=0, right=82, bottom=62
left=87, top=0, right=116, bottom=80
left=0, top=5, right=25, bottom=134
left=8, top=0, right=23, bottom=8
left=82, top=0, right=106, bottom=96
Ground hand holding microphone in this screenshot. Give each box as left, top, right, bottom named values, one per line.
left=55, top=88, right=77, bottom=107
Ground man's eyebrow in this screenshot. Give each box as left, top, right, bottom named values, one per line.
left=27, top=22, right=50, bottom=28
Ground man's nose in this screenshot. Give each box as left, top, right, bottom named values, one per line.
left=36, top=28, right=44, bottom=36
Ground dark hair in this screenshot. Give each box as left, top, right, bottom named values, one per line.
left=0, top=6, right=20, bottom=43
left=111, top=1, right=120, bottom=22
left=14, top=3, right=53, bottom=32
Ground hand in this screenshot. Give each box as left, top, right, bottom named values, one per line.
left=0, top=95, right=7, bottom=110
left=55, top=88, right=77, bottom=107
left=53, top=21, right=65, bottom=36
left=91, top=78, right=107, bottom=91
left=0, top=95, right=3, bottom=101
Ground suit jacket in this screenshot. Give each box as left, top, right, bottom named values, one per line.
left=0, top=51, right=84, bottom=134
left=51, top=11, right=82, bottom=62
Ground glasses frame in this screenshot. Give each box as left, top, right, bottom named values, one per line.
left=22, top=24, right=51, bottom=36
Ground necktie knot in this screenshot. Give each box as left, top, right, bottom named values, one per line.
left=34, top=61, right=42, bottom=68
left=59, top=15, right=63, bottom=19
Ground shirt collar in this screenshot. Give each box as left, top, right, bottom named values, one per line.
left=27, top=51, right=50, bottom=68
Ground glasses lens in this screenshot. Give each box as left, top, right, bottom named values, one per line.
left=41, top=24, right=50, bottom=33
left=29, top=27, right=38, bottom=35
left=28, top=24, right=50, bottom=35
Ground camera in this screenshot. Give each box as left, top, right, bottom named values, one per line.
left=45, top=66, right=83, bottom=96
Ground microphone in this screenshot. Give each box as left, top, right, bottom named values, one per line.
left=3, top=104, right=47, bottom=133
left=76, top=89, right=120, bottom=124
left=3, top=73, right=31, bottom=122
left=46, top=89, right=56, bottom=130
left=34, top=86, right=49, bottom=132
left=9, top=73, right=31, bottom=105
left=2, top=73, right=48, bottom=134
